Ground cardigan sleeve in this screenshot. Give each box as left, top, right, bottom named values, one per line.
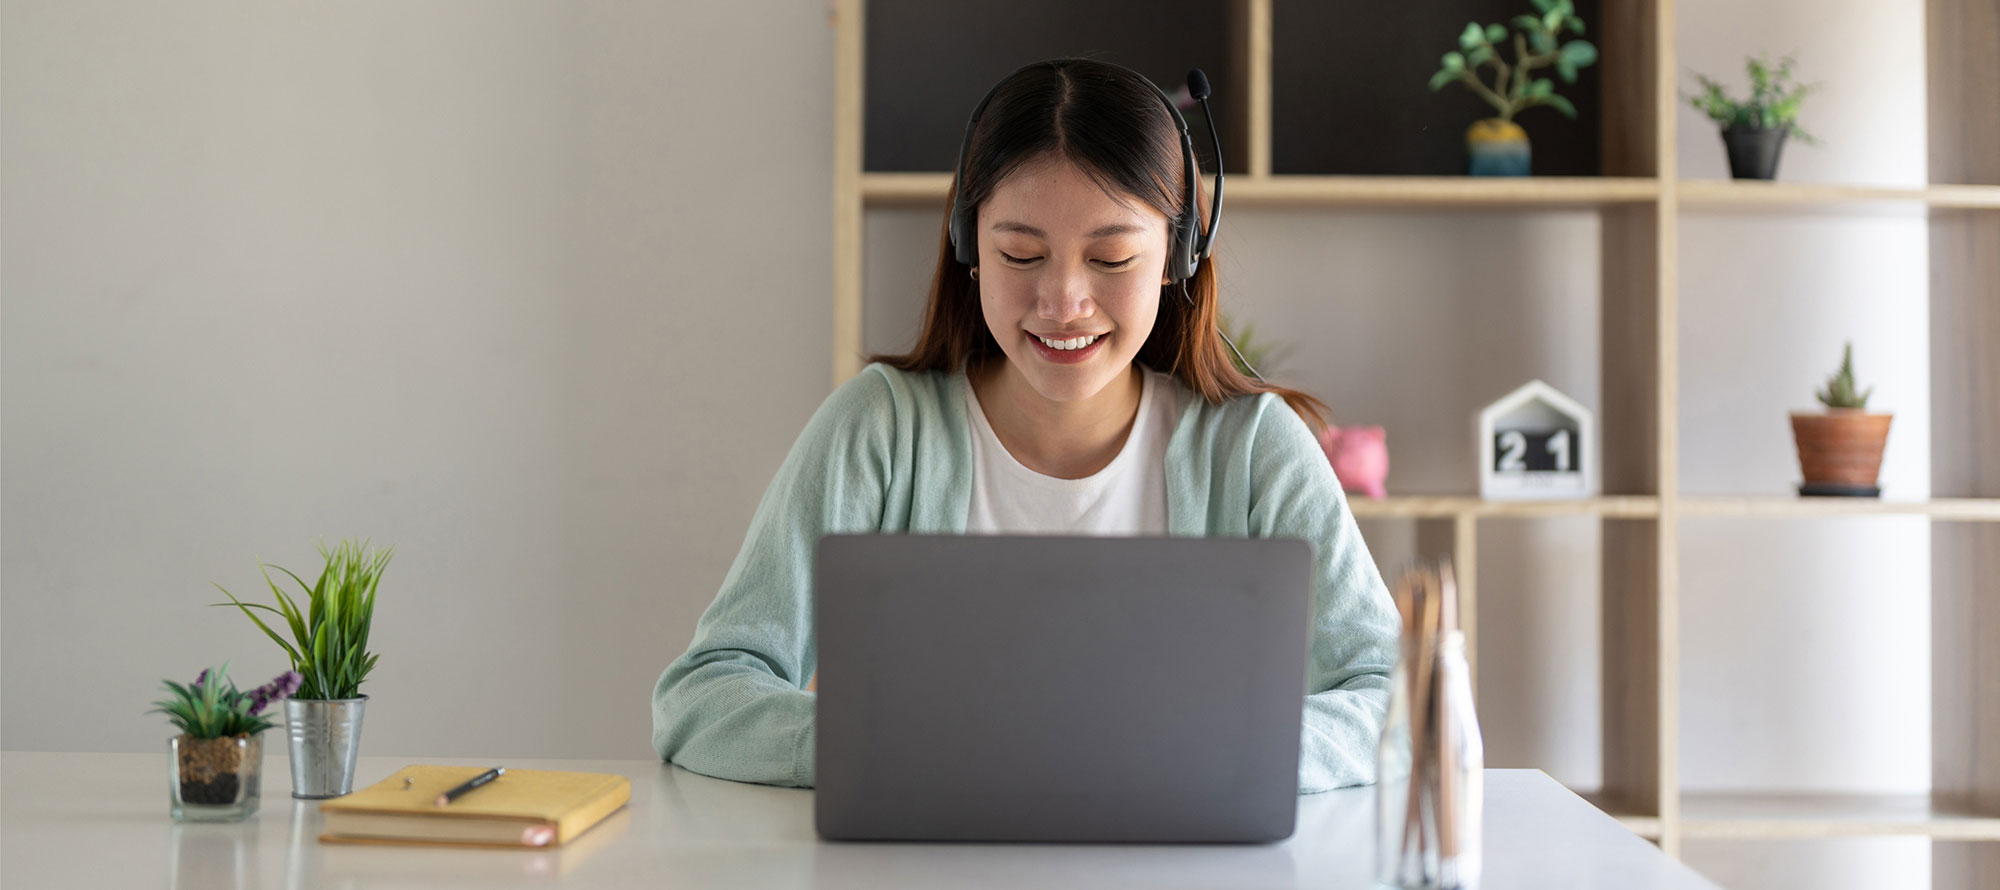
left=650, top=366, right=897, bottom=787
left=1242, top=395, right=1402, bottom=793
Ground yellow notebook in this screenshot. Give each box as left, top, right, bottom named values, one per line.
left=319, top=765, right=631, bottom=848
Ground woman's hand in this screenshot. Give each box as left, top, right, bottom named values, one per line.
left=806, top=673, right=817, bottom=693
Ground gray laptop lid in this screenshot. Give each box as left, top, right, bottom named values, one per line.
left=813, top=533, right=1315, bottom=843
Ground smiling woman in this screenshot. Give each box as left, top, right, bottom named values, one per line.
left=652, top=58, right=1400, bottom=796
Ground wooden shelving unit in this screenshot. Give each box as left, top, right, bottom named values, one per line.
left=832, top=0, right=1999, bottom=882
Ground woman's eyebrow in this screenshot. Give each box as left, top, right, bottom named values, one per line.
left=990, top=220, right=1144, bottom=238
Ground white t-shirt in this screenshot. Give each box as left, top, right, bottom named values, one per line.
left=964, top=367, right=1178, bottom=535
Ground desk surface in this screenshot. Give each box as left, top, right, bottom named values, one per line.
left=1, top=752, right=1722, bottom=889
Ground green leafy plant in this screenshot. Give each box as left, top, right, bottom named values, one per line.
left=212, top=539, right=393, bottom=701
left=1428, top=0, right=1598, bottom=121
left=1815, top=341, right=1872, bottom=409
left=150, top=664, right=300, bottom=739
left=1687, top=54, right=1820, bottom=144
left=1220, top=312, right=1293, bottom=379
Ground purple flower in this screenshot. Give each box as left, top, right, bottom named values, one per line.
left=247, top=671, right=302, bottom=716
left=193, top=668, right=210, bottom=694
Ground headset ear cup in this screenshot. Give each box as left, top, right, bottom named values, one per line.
left=1169, top=215, right=1196, bottom=282
left=949, top=204, right=972, bottom=267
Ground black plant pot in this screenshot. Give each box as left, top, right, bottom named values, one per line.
left=1722, top=125, right=1790, bottom=180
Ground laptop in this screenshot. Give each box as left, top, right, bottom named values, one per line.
left=812, top=533, right=1315, bottom=843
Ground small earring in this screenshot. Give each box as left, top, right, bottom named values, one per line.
left=969, top=267, right=979, bottom=281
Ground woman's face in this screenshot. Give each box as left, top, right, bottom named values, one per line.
left=974, top=155, right=1170, bottom=405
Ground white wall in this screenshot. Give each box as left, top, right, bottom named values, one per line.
left=2, top=0, right=835, bottom=759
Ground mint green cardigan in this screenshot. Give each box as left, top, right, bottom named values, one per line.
left=651, top=362, right=1400, bottom=793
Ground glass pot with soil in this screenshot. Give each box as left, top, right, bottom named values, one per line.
left=170, top=733, right=262, bottom=822
left=150, top=664, right=298, bottom=823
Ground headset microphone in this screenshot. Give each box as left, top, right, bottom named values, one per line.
left=1180, top=69, right=1254, bottom=382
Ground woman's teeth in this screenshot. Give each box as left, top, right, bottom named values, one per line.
left=1036, top=333, right=1101, bottom=351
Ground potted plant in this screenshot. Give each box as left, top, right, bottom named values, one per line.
left=213, top=538, right=392, bottom=798
left=1428, top=0, right=1598, bottom=176
left=1792, top=342, right=1891, bottom=497
left=151, top=664, right=300, bottom=821
left=1687, top=54, right=1820, bottom=180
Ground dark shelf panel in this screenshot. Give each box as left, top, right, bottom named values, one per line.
left=1272, top=0, right=1605, bottom=176
left=864, top=0, right=1242, bottom=174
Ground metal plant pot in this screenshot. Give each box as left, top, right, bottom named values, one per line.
left=282, top=696, right=367, bottom=798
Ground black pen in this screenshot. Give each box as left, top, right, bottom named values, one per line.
left=435, top=767, right=505, bottom=807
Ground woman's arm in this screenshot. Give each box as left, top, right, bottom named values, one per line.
left=650, top=368, right=896, bottom=787
left=1244, top=397, right=1402, bottom=794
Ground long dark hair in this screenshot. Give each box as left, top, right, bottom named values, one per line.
left=866, top=58, right=1333, bottom=438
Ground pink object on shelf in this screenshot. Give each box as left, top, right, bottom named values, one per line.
left=1319, top=424, right=1389, bottom=500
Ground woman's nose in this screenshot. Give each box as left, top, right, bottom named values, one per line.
left=1037, top=261, right=1094, bottom=322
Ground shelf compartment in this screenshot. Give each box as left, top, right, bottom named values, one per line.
left=1679, top=791, right=2000, bottom=839
left=1678, top=497, right=2000, bottom=521
left=860, top=0, right=1242, bottom=174
left=1347, top=496, right=1662, bottom=519
left=1270, top=0, right=1609, bottom=177
left=861, top=173, right=1661, bottom=208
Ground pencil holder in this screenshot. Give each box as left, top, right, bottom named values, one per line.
left=1377, top=565, right=1483, bottom=890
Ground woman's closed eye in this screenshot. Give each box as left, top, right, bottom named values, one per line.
left=999, top=252, right=1136, bottom=269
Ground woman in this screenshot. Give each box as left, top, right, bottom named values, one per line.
left=651, top=58, right=1398, bottom=793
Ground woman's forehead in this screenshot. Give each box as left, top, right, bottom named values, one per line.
left=982, top=157, right=1165, bottom=236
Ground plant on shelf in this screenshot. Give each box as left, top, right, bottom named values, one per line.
left=1790, top=342, right=1891, bottom=497
left=1219, top=312, right=1291, bottom=380
left=213, top=538, right=393, bottom=798
left=1686, top=53, right=1820, bottom=180
left=1427, top=0, right=1598, bottom=177
left=152, top=663, right=300, bottom=821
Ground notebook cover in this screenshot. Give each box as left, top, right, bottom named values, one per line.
left=318, top=765, right=631, bottom=847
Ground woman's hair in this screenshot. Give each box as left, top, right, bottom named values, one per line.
left=865, top=58, right=1334, bottom=439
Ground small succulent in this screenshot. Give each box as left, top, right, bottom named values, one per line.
left=1687, top=54, right=1821, bottom=145
left=151, top=664, right=301, bottom=739
left=1428, top=0, right=1598, bottom=121
left=1815, top=341, right=1872, bottom=410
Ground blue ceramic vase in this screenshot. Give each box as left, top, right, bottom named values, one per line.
left=1467, top=118, right=1530, bottom=176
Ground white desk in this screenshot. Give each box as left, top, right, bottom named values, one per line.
left=1, top=753, right=1723, bottom=889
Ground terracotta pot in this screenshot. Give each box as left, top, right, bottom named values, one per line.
left=1789, top=409, right=1891, bottom=487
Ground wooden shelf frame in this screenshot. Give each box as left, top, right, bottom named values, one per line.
left=1680, top=497, right=2000, bottom=521
left=832, top=0, right=2000, bottom=878
left=864, top=173, right=2000, bottom=211
left=1679, top=791, right=2000, bottom=840
left=1678, top=179, right=2000, bottom=210
left=1347, top=496, right=1662, bottom=519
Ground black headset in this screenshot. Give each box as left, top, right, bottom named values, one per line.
left=945, top=60, right=1259, bottom=378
